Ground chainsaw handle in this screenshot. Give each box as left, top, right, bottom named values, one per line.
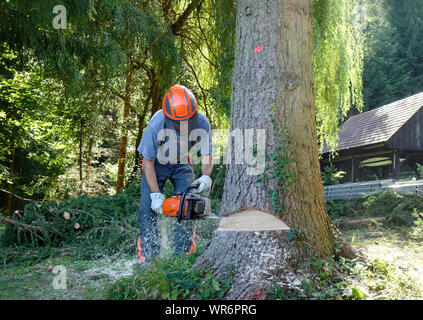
left=177, top=183, right=200, bottom=223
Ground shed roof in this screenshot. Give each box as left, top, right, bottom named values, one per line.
left=322, top=92, right=423, bottom=154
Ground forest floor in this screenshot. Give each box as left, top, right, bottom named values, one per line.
left=341, top=224, right=423, bottom=299
left=1, top=223, right=422, bottom=300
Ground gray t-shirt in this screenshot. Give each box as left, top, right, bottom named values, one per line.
left=138, top=110, right=212, bottom=163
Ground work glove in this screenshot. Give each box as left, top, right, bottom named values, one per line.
left=192, top=175, right=212, bottom=197
left=150, top=192, right=165, bottom=215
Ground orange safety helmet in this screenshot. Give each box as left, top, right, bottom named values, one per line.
left=162, top=85, right=198, bottom=121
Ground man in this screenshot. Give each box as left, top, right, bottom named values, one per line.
left=137, top=84, right=213, bottom=265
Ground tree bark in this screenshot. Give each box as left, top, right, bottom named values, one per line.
left=78, top=119, right=84, bottom=191
left=221, top=0, right=334, bottom=257
left=115, top=62, right=133, bottom=194
left=195, top=208, right=310, bottom=299
left=6, top=139, right=15, bottom=217
left=129, top=83, right=155, bottom=182
left=196, top=0, right=357, bottom=299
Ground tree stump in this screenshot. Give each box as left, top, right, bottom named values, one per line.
left=194, top=209, right=306, bottom=299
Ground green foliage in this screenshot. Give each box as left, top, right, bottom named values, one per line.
left=0, top=183, right=140, bottom=264
left=208, top=0, right=236, bottom=122
left=416, top=163, right=423, bottom=179
left=321, top=164, right=346, bottom=186
left=107, top=253, right=232, bottom=300
left=1, top=0, right=180, bottom=90
left=326, top=190, right=423, bottom=227
left=313, top=0, right=364, bottom=150
left=411, top=208, right=423, bottom=238
left=363, top=190, right=423, bottom=227
left=362, top=0, right=423, bottom=110
left=325, top=198, right=367, bottom=221
left=0, top=44, right=75, bottom=208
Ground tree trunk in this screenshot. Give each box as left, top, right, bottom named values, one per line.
left=6, top=139, right=15, bottom=217
left=87, top=137, right=93, bottom=168
left=129, top=83, right=155, bottom=182
left=78, top=119, right=84, bottom=191
left=86, top=137, right=94, bottom=184
left=115, top=63, right=132, bottom=194
left=195, top=0, right=356, bottom=299
left=196, top=209, right=301, bottom=299
left=223, top=0, right=334, bottom=257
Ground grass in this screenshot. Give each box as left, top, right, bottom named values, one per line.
left=2, top=221, right=422, bottom=300
left=0, top=254, right=134, bottom=300
left=0, top=216, right=218, bottom=300
left=1, top=199, right=423, bottom=300
left=341, top=224, right=423, bottom=299
left=106, top=252, right=232, bottom=300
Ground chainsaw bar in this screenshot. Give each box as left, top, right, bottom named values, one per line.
left=197, top=214, right=219, bottom=220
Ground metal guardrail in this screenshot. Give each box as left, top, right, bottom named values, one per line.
left=324, top=179, right=423, bottom=200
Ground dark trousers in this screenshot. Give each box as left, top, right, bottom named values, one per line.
left=138, top=160, right=195, bottom=262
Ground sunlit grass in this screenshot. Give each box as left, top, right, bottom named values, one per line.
left=342, top=224, right=423, bottom=299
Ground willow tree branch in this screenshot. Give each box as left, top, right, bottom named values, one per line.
left=195, top=9, right=217, bottom=61
left=178, top=33, right=216, bottom=67
left=170, top=0, right=203, bottom=35
left=182, top=56, right=212, bottom=121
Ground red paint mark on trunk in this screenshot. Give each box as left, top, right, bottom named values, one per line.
left=254, top=46, right=263, bottom=53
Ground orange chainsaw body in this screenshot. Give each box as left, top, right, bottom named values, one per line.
left=161, top=183, right=206, bottom=222
left=162, top=196, right=189, bottom=218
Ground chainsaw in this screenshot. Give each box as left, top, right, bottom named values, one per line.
left=162, top=183, right=218, bottom=223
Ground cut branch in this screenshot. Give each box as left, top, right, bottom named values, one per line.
left=334, top=217, right=387, bottom=227
left=0, top=215, right=44, bottom=233
left=0, top=188, right=34, bottom=202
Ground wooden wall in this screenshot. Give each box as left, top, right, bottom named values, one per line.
left=387, top=108, right=423, bottom=151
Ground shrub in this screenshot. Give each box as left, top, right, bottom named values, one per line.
left=322, top=164, right=345, bottom=186
left=326, top=190, right=423, bottom=227
left=363, top=190, right=423, bottom=227
left=0, top=183, right=140, bottom=263
left=107, top=253, right=232, bottom=300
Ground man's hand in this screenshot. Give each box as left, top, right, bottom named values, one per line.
left=193, top=175, right=212, bottom=197
left=150, top=192, right=165, bottom=215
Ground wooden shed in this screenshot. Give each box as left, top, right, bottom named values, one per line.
left=321, top=92, right=423, bottom=183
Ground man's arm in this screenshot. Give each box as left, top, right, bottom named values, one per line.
left=143, top=158, right=160, bottom=193
left=202, top=154, right=213, bottom=176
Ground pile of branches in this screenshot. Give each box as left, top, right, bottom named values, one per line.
left=0, top=183, right=140, bottom=264
left=326, top=189, right=423, bottom=227
left=363, top=189, right=423, bottom=227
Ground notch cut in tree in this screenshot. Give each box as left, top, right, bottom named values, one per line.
left=195, top=0, right=360, bottom=299
left=195, top=208, right=301, bottom=299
